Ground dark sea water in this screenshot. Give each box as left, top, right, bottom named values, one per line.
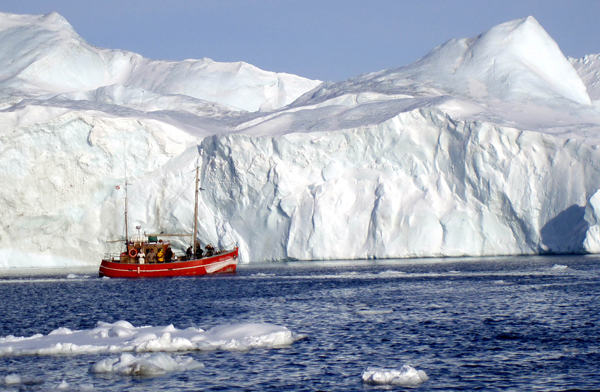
left=0, top=255, right=599, bottom=391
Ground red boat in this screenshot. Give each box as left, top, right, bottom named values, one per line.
left=99, top=245, right=238, bottom=278
left=99, top=166, right=239, bottom=278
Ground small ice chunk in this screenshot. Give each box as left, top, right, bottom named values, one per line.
left=377, top=270, right=406, bottom=277
left=66, top=274, right=90, bottom=279
left=90, top=353, right=204, bottom=376
left=355, top=308, right=394, bottom=315
left=362, top=365, right=429, bottom=386
left=4, top=374, right=21, bottom=385
left=551, top=264, right=568, bottom=271
left=55, top=380, right=70, bottom=390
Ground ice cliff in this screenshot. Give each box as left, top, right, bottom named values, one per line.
left=1, top=13, right=600, bottom=268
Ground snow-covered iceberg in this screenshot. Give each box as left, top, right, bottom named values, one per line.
left=1, top=12, right=600, bottom=268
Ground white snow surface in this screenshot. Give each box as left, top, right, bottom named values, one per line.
left=1, top=12, right=600, bottom=268
left=0, top=320, right=302, bottom=357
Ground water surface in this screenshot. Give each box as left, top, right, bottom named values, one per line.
left=0, top=255, right=599, bottom=390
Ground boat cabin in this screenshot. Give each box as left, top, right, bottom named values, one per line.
left=118, top=235, right=175, bottom=264
left=104, top=234, right=221, bottom=265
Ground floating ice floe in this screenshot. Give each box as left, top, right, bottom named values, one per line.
left=551, top=264, right=568, bottom=271
left=2, top=375, right=93, bottom=391
left=90, top=353, right=204, bottom=376
left=355, top=308, right=394, bottom=315
left=66, top=274, right=91, bottom=279
left=54, top=380, right=70, bottom=390
left=0, top=320, right=304, bottom=357
left=361, top=365, right=429, bottom=386
left=3, top=374, right=21, bottom=385
left=377, top=270, right=407, bottom=277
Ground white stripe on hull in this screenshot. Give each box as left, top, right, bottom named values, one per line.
left=205, top=259, right=237, bottom=274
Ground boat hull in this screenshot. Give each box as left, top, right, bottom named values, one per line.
left=99, top=248, right=238, bottom=278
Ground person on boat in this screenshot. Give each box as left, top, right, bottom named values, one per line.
left=205, top=243, right=214, bottom=257
left=157, top=248, right=164, bottom=263
left=147, top=248, right=156, bottom=264
left=138, top=250, right=146, bottom=264
left=186, top=246, right=193, bottom=260
left=165, top=247, right=173, bottom=263
left=195, top=244, right=203, bottom=259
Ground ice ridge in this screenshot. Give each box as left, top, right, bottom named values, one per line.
left=0, top=12, right=321, bottom=112
left=295, top=17, right=590, bottom=107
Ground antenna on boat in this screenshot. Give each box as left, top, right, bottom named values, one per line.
left=192, top=166, right=200, bottom=253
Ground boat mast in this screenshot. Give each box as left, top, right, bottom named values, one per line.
left=193, top=166, right=199, bottom=253
left=124, top=181, right=129, bottom=249
left=123, top=140, right=129, bottom=251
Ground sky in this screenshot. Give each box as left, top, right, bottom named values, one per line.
left=0, top=0, right=599, bottom=82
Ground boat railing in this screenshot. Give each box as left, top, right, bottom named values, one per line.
left=102, top=248, right=235, bottom=264
left=103, top=253, right=123, bottom=262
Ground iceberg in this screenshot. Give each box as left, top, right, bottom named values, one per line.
left=1, top=12, right=600, bottom=268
